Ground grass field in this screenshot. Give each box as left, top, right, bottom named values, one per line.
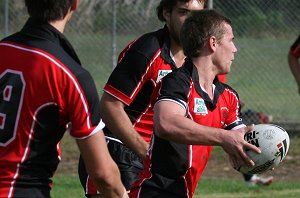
left=226, top=37, right=300, bottom=123
left=51, top=175, right=300, bottom=198
left=51, top=135, right=300, bottom=198
left=196, top=178, right=300, bottom=198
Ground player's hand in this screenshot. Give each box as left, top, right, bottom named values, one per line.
left=221, top=125, right=261, bottom=169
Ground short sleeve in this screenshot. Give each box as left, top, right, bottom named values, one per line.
left=157, top=71, right=190, bottom=110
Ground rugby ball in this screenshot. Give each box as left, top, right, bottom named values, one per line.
left=237, top=124, right=290, bottom=174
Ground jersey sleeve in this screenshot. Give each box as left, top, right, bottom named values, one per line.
left=64, top=70, right=104, bottom=139
left=156, top=71, right=190, bottom=111
left=223, top=87, right=244, bottom=130
left=290, top=35, right=300, bottom=58
left=104, top=49, right=151, bottom=106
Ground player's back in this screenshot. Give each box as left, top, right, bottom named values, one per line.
left=0, top=37, right=68, bottom=195
left=0, top=22, right=90, bottom=196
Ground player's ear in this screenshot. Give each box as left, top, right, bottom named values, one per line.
left=162, top=8, right=171, bottom=23
left=71, top=0, right=78, bottom=11
left=209, top=36, right=217, bottom=51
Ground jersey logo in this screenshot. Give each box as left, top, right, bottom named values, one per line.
left=157, top=70, right=172, bottom=82
left=221, top=107, right=229, bottom=121
left=194, top=98, right=208, bottom=114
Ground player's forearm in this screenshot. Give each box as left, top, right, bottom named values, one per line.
left=116, top=126, right=149, bottom=159
left=77, top=133, right=127, bottom=198
left=154, top=113, right=227, bottom=145
left=154, top=111, right=259, bottom=167
left=154, top=101, right=228, bottom=145
left=108, top=110, right=148, bottom=158
left=100, top=97, right=148, bottom=159
left=91, top=171, right=127, bottom=198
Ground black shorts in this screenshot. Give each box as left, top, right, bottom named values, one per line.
left=12, top=186, right=50, bottom=198
left=78, top=139, right=143, bottom=195
left=107, top=140, right=144, bottom=190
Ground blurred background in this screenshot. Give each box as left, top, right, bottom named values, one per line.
left=1, top=0, right=299, bottom=134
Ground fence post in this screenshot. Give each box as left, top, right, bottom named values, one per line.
left=4, top=0, right=9, bottom=36
left=207, top=0, right=213, bottom=9
left=112, top=0, right=117, bottom=69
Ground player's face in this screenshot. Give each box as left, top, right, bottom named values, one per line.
left=213, top=23, right=237, bottom=75
left=165, top=0, right=205, bottom=46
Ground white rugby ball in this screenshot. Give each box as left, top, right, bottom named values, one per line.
left=238, top=124, right=290, bottom=174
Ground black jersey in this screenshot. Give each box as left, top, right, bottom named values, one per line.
left=130, top=58, right=243, bottom=198
left=103, top=26, right=177, bottom=143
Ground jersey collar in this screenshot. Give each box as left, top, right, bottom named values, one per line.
left=185, top=58, right=225, bottom=110
left=20, top=18, right=81, bottom=65
left=160, top=25, right=177, bottom=69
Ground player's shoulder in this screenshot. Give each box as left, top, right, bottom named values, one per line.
left=162, top=58, right=196, bottom=85
left=160, top=66, right=191, bottom=92
left=220, top=82, right=240, bottom=98
left=130, top=27, right=167, bottom=57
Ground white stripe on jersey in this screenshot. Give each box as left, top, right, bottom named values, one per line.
left=0, top=42, right=92, bottom=129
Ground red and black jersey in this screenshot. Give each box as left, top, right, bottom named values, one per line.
left=290, top=35, right=300, bottom=58
left=130, top=58, right=243, bottom=198
left=0, top=18, right=104, bottom=197
left=103, top=26, right=176, bottom=143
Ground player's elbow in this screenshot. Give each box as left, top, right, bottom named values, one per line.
left=100, top=92, right=125, bottom=121
left=154, top=117, right=174, bottom=139
left=89, top=163, right=121, bottom=191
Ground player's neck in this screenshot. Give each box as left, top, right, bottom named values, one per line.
left=170, top=50, right=185, bottom=68
left=170, top=48, right=185, bottom=68
left=192, top=56, right=216, bottom=99
left=169, top=37, right=186, bottom=68
left=49, top=11, right=73, bottom=33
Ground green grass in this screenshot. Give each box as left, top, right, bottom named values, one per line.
left=66, top=32, right=139, bottom=93
left=50, top=135, right=300, bottom=197
left=51, top=175, right=83, bottom=198
left=196, top=178, right=300, bottom=198
left=50, top=175, right=300, bottom=198
left=227, top=37, right=300, bottom=122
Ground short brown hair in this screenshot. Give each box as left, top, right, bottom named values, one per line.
left=25, top=0, right=74, bottom=23
left=181, top=9, right=232, bottom=58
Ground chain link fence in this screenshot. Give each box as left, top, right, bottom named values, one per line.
left=1, top=0, right=299, bottom=133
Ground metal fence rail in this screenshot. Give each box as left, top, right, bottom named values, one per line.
left=1, top=0, right=299, bottom=133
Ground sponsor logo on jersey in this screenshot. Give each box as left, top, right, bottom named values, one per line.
left=157, top=70, right=172, bottom=82
left=220, top=107, right=229, bottom=124
left=194, top=98, right=208, bottom=114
